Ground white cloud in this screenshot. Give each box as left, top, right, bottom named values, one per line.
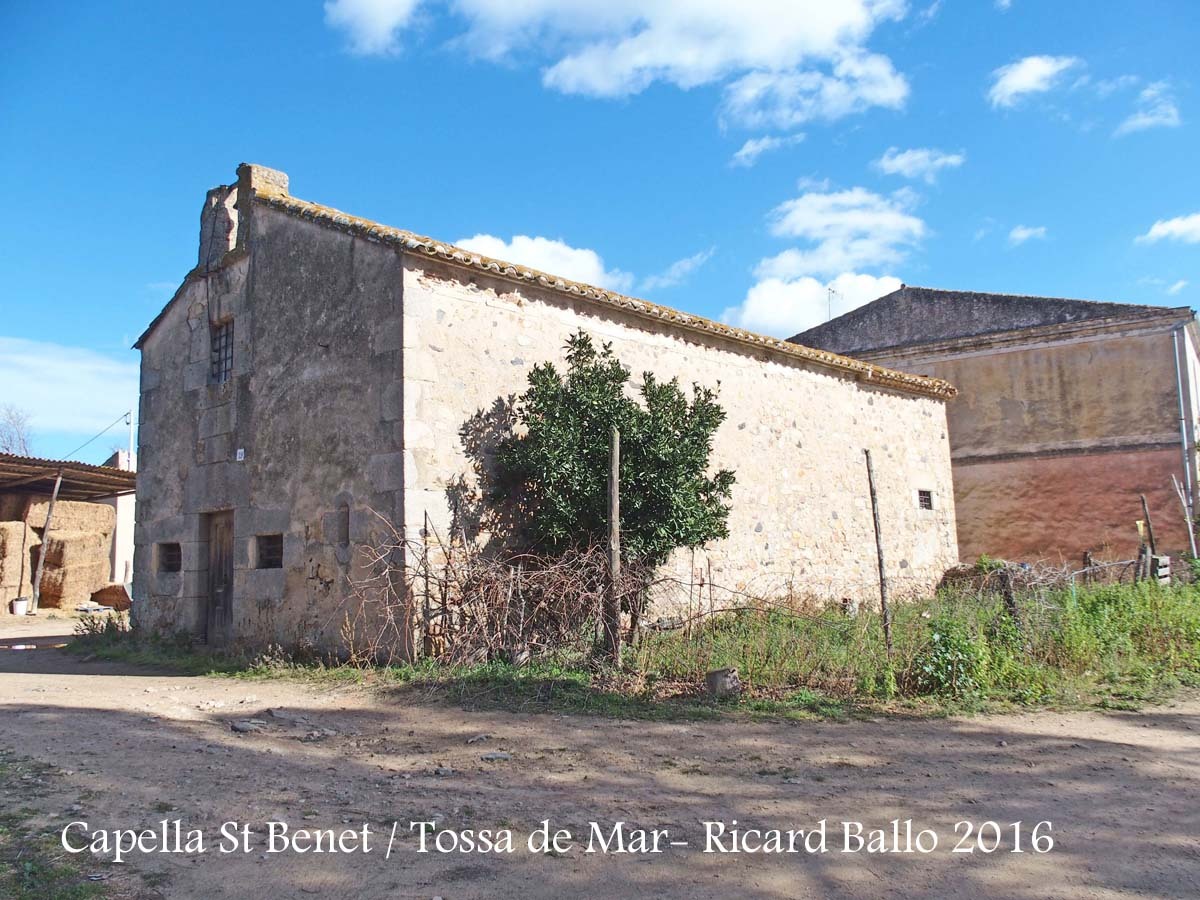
left=916, top=1, right=942, bottom=24
left=1093, top=74, right=1139, bottom=99
left=325, top=2, right=910, bottom=127
left=1115, top=81, right=1181, bottom=136
left=455, top=233, right=633, bottom=291
left=721, top=273, right=902, bottom=337
left=1008, top=224, right=1047, bottom=245
left=873, top=146, right=965, bottom=183
left=755, top=186, right=926, bottom=279
left=995, top=0, right=1012, bottom=9
left=640, top=248, right=715, bottom=292
left=0, top=337, right=139, bottom=443
left=1137, top=213, right=1200, bottom=244
left=1167, top=279, right=1188, bottom=296
left=719, top=52, right=908, bottom=130
left=324, top=0, right=424, bottom=55
left=730, top=134, right=805, bottom=168
left=988, top=55, right=1080, bottom=108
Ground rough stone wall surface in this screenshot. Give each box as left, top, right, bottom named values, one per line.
left=137, top=183, right=956, bottom=651
left=135, top=255, right=248, bottom=638
left=135, top=204, right=405, bottom=649
left=401, top=258, right=959, bottom=606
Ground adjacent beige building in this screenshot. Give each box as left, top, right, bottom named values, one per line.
left=133, top=164, right=959, bottom=651
left=793, top=285, right=1200, bottom=563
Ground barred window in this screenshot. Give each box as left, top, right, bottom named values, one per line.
left=918, top=490, right=934, bottom=511
left=157, top=542, right=182, bottom=573
left=256, top=534, right=283, bottom=569
left=210, top=320, right=234, bottom=384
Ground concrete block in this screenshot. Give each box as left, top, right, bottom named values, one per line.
left=373, top=317, right=403, bottom=354
left=154, top=571, right=183, bottom=596
left=184, top=360, right=209, bottom=392
left=199, top=403, right=234, bottom=438
left=237, top=568, right=285, bottom=599
left=381, top=381, right=403, bottom=422
left=368, top=452, right=404, bottom=492
left=203, top=433, right=233, bottom=464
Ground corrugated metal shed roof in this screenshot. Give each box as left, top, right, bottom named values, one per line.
left=0, top=453, right=136, bottom=501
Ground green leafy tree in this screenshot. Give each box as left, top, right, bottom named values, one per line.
left=496, top=331, right=735, bottom=567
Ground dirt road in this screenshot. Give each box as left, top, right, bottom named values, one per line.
left=2, top=617, right=1198, bottom=899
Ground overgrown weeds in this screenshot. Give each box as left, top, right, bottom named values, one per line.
left=636, top=580, right=1200, bottom=710
left=68, top=580, right=1200, bottom=719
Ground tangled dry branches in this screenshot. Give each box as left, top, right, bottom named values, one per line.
left=338, top=510, right=652, bottom=666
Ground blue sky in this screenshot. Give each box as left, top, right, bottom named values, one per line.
left=1, top=0, right=1197, bottom=461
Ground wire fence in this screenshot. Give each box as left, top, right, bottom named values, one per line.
left=325, top=506, right=1162, bottom=668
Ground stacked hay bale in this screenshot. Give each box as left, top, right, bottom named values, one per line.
left=0, top=520, right=40, bottom=600
left=23, top=499, right=116, bottom=609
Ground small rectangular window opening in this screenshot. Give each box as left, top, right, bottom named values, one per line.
left=918, top=490, right=934, bottom=511
left=210, top=320, right=234, bottom=384
left=336, top=503, right=350, bottom=546
left=256, top=534, right=283, bottom=569
left=157, top=542, right=182, bottom=573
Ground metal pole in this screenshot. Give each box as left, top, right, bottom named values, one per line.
left=1172, top=474, right=1197, bottom=558
left=1172, top=327, right=1196, bottom=543
left=605, top=425, right=622, bottom=665
left=30, top=468, right=64, bottom=614
left=863, top=449, right=893, bottom=659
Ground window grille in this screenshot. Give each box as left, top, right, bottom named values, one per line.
left=210, top=320, right=234, bottom=384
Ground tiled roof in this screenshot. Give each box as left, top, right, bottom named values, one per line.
left=249, top=184, right=956, bottom=400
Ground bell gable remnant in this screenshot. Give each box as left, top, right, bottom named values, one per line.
left=133, top=164, right=959, bottom=651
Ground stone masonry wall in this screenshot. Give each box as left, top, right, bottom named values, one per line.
left=400, top=257, right=959, bottom=608
left=137, top=171, right=958, bottom=652
left=135, top=200, right=406, bottom=650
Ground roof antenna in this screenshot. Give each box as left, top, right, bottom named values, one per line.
left=827, top=285, right=839, bottom=322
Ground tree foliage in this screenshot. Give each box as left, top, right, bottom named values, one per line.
left=495, top=331, right=735, bottom=567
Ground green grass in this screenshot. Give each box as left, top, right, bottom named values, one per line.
left=67, top=581, right=1200, bottom=721
left=637, top=580, right=1200, bottom=709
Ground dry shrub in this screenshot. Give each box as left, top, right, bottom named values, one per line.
left=337, top=510, right=651, bottom=666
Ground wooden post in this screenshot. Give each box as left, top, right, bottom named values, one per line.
left=30, top=469, right=64, bottom=614
left=1140, top=494, right=1157, bottom=556
left=1082, top=550, right=1094, bottom=585
left=863, top=449, right=893, bottom=659
left=605, top=425, right=622, bottom=665
left=1000, top=567, right=1021, bottom=629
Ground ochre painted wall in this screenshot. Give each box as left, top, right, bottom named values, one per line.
left=923, top=330, right=1179, bottom=458
left=872, top=326, right=1193, bottom=562
left=955, top=447, right=1190, bottom=562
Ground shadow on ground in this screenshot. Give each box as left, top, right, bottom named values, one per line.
left=1, top=648, right=1199, bottom=898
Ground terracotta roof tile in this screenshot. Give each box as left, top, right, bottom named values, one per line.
left=251, top=184, right=956, bottom=400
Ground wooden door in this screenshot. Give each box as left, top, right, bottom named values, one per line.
left=206, top=511, right=234, bottom=646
